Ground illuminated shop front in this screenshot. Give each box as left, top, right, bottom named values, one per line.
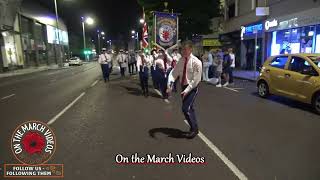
left=240, top=22, right=264, bottom=70
left=265, top=7, right=320, bottom=57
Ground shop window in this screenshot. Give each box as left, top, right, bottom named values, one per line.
left=300, top=26, right=315, bottom=53
left=270, top=56, right=288, bottom=69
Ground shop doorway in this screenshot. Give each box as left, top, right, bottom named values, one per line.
left=243, top=38, right=263, bottom=70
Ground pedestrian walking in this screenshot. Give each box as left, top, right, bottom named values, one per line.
left=222, top=49, right=232, bottom=87
left=167, top=40, right=202, bottom=139
left=128, top=51, right=136, bottom=75
left=137, top=51, right=151, bottom=97
left=108, top=49, right=113, bottom=73
left=116, top=50, right=128, bottom=77
left=214, top=52, right=224, bottom=87
left=155, top=49, right=173, bottom=103
left=98, top=48, right=112, bottom=82
left=150, top=49, right=159, bottom=90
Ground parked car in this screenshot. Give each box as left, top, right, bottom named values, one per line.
left=257, top=53, right=320, bottom=114
left=68, top=57, right=83, bottom=66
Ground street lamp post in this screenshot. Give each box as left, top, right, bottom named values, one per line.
left=54, top=0, right=63, bottom=67
left=81, top=17, right=94, bottom=61
left=81, top=17, right=87, bottom=60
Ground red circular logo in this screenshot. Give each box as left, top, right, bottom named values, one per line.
left=11, top=121, right=56, bottom=165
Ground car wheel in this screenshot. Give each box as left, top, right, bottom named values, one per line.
left=258, top=81, right=269, bottom=98
left=312, top=93, right=320, bottom=115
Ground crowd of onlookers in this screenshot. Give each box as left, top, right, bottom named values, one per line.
left=199, top=48, right=235, bottom=87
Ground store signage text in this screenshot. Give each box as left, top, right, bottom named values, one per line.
left=265, top=19, right=278, bottom=31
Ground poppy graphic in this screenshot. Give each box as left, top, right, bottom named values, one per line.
left=22, top=131, right=46, bottom=155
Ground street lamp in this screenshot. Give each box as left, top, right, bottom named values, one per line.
left=82, top=16, right=95, bottom=61
left=85, top=17, right=94, bottom=25
left=131, top=29, right=139, bottom=51
left=97, top=30, right=106, bottom=52
left=139, top=18, right=145, bottom=24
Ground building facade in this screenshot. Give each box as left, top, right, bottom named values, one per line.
left=0, top=0, right=69, bottom=72
left=221, top=0, right=320, bottom=71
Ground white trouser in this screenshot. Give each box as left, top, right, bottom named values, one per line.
left=202, top=66, right=209, bottom=81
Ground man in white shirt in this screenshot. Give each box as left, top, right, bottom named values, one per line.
left=167, top=40, right=202, bottom=139
left=116, top=50, right=128, bottom=77
left=228, top=48, right=235, bottom=85
left=137, top=51, right=151, bottom=97
left=98, top=48, right=112, bottom=82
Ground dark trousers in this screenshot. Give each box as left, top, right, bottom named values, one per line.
left=120, top=67, right=126, bottom=77
left=182, top=85, right=199, bottom=132
left=154, top=66, right=162, bottom=91
left=101, top=64, right=109, bottom=82
left=139, top=66, right=149, bottom=94
left=151, top=66, right=159, bottom=90
left=129, top=63, right=137, bottom=74
left=229, top=67, right=234, bottom=83
left=159, top=70, right=168, bottom=99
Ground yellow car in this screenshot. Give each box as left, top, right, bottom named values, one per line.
left=257, top=53, right=320, bottom=114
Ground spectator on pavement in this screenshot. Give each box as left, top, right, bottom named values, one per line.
left=202, top=51, right=210, bottom=82
left=215, top=52, right=224, bottom=87
left=228, top=48, right=235, bottom=85
left=223, top=49, right=232, bottom=87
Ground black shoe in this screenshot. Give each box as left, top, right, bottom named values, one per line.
left=185, top=130, right=199, bottom=139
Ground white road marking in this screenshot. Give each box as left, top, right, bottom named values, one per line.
left=232, top=88, right=244, bottom=90
left=1, top=94, right=15, bottom=100
left=91, top=80, right=99, bottom=87
left=184, top=120, right=248, bottom=180
left=47, top=92, right=86, bottom=125
left=223, top=87, right=239, bottom=92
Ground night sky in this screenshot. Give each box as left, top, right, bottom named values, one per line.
left=35, top=0, right=142, bottom=41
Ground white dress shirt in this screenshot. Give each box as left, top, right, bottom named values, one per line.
left=172, top=52, right=182, bottom=62
left=155, top=54, right=173, bottom=71
left=229, top=53, right=236, bottom=68
left=168, top=53, right=202, bottom=94
left=116, top=53, right=128, bottom=68
left=136, top=55, right=152, bottom=72
left=98, top=53, right=112, bottom=64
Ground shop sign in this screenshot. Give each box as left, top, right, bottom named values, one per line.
left=241, top=23, right=263, bottom=40
left=265, top=19, right=278, bottom=31
left=202, top=39, right=221, bottom=47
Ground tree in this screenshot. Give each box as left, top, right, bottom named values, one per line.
left=137, top=0, right=221, bottom=40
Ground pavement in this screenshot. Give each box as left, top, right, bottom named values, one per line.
left=233, top=70, right=259, bottom=81
left=1, top=63, right=320, bottom=180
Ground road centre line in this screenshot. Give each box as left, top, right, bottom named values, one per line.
left=91, top=80, right=99, bottom=87
left=1, top=94, right=15, bottom=100
left=184, top=120, right=248, bottom=180
left=47, top=92, right=86, bottom=125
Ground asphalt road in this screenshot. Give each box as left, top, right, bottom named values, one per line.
left=1, top=63, right=320, bottom=180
